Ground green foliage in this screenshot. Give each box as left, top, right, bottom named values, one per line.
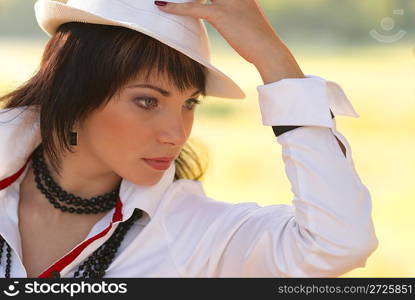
left=257, top=0, right=414, bottom=44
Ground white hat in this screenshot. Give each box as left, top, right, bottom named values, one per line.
left=33, top=0, right=246, bottom=100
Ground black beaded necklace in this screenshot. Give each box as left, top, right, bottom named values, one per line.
left=0, top=143, right=143, bottom=278
left=32, top=144, right=119, bottom=214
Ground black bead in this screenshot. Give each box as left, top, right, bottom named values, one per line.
left=51, top=270, right=61, bottom=278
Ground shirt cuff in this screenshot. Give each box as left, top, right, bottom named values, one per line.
left=256, top=74, right=360, bottom=128
left=271, top=110, right=335, bottom=137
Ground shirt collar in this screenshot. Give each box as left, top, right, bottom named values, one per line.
left=0, top=105, right=176, bottom=221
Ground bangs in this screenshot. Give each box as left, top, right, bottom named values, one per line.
left=128, top=36, right=208, bottom=98
left=91, top=22, right=208, bottom=104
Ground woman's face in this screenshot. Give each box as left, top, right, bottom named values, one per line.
left=74, top=72, right=202, bottom=186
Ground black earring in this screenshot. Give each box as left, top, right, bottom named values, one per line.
left=69, top=131, right=78, bottom=146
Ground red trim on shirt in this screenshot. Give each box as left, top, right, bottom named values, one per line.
left=38, top=199, right=123, bottom=278
left=0, top=151, right=34, bottom=191
left=0, top=148, right=125, bottom=278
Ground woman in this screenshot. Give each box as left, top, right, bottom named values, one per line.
left=0, top=0, right=378, bottom=278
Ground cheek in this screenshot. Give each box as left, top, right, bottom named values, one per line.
left=185, top=113, right=194, bottom=136
left=82, top=102, right=153, bottom=158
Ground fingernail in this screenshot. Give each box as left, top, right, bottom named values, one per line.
left=154, top=1, right=168, bottom=6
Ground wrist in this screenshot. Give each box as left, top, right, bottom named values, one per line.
left=256, top=59, right=305, bottom=84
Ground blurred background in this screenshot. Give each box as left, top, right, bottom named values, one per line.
left=0, top=0, right=414, bottom=277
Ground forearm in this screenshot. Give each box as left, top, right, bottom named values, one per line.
left=253, top=38, right=305, bottom=84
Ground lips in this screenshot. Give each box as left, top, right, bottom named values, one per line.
left=142, top=158, right=172, bottom=171
left=144, top=157, right=173, bottom=161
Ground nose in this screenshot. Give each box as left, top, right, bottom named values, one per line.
left=157, top=113, right=189, bottom=146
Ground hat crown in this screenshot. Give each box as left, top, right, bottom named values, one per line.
left=62, top=0, right=210, bottom=61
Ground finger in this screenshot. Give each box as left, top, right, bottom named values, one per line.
left=155, top=1, right=213, bottom=19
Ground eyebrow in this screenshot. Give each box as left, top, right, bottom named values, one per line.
left=127, top=84, right=201, bottom=97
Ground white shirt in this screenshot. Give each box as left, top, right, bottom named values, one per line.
left=0, top=74, right=378, bottom=278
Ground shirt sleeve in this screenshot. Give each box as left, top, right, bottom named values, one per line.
left=207, top=74, right=378, bottom=277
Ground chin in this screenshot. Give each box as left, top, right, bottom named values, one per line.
left=133, top=172, right=164, bottom=187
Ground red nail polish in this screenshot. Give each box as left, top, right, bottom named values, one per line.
left=154, top=1, right=168, bottom=6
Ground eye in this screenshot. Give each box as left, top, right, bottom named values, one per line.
left=185, top=98, right=202, bottom=111
left=134, top=97, right=158, bottom=110
left=134, top=97, right=202, bottom=111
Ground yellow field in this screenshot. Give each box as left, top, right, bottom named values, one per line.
left=1, top=39, right=414, bottom=277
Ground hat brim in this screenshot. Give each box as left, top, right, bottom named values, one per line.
left=34, top=0, right=246, bottom=100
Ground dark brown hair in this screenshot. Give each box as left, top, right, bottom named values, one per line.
left=0, top=22, right=208, bottom=182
